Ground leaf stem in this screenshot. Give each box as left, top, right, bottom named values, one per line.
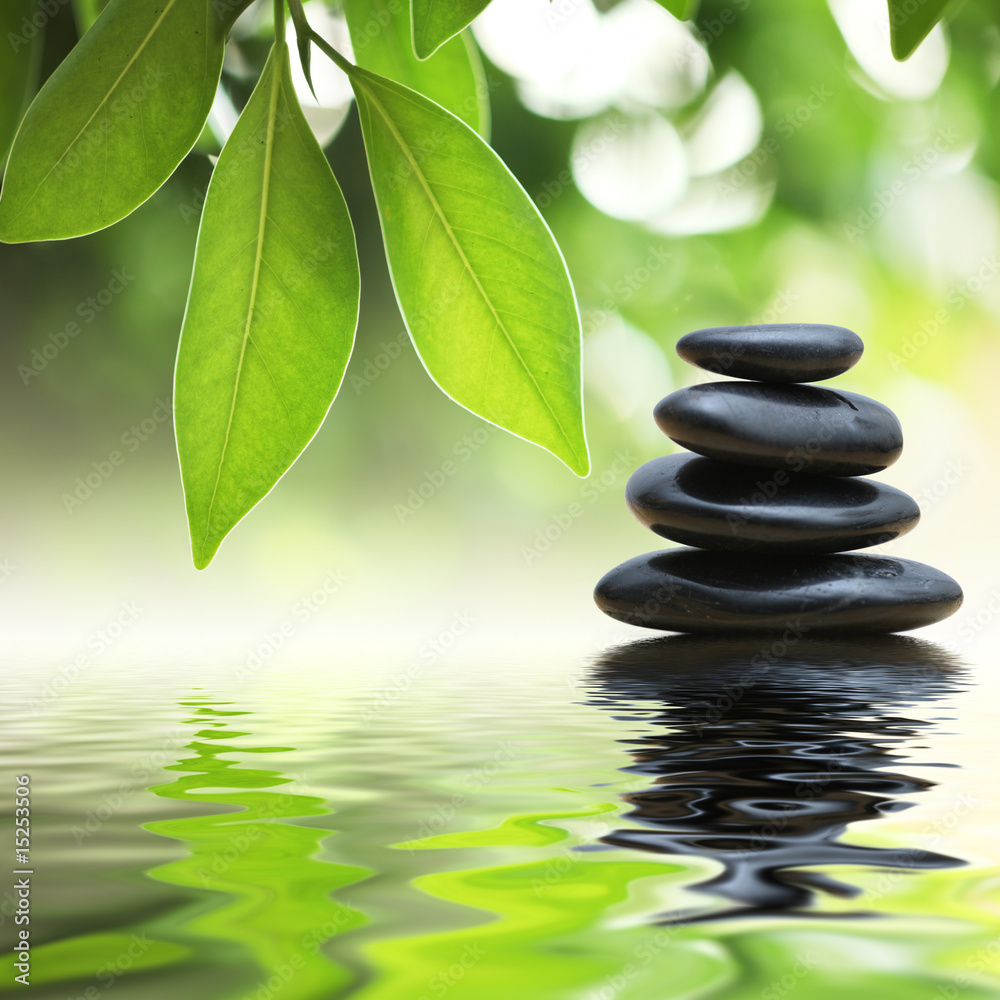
left=273, top=0, right=286, bottom=46
left=306, top=22, right=356, bottom=77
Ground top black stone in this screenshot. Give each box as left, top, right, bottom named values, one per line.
left=676, top=324, right=864, bottom=383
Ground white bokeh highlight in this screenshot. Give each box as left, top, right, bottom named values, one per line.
left=829, top=0, right=949, bottom=101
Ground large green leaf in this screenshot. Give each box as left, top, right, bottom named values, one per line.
left=343, top=0, right=489, bottom=137
left=0, top=0, right=240, bottom=242
left=0, top=0, right=42, bottom=170
left=349, top=66, right=589, bottom=475
left=410, top=0, right=491, bottom=60
left=887, top=0, right=953, bottom=60
left=652, top=0, right=699, bottom=19
left=174, top=43, right=360, bottom=569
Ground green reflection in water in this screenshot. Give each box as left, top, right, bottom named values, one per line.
left=144, top=701, right=370, bottom=1000
left=349, top=807, right=1000, bottom=1000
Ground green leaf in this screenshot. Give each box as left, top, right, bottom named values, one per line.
left=348, top=66, right=589, bottom=476
left=410, top=0, right=491, bottom=61
left=0, top=0, right=236, bottom=243
left=174, top=42, right=360, bottom=569
left=343, top=0, right=490, bottom=138
left=887, top=0, right=953, bottom=60
left=652, top=0, right=699, bottom=19
left=0, top=0, right=43, bottom=171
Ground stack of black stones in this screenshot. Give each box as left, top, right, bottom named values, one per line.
left=594, top=324, right=963, bottom=633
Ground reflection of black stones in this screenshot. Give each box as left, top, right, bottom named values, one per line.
left=594, top=323, right=962, bottom=633
left=626, top=453, right=920, bottom=553
left=676, top=323, right=864, bottom=383
left=586, top=635, right=966, bottom=918
left=653, top=382, right=903, bottom=476
left=594, top=549, right=964, bottom=633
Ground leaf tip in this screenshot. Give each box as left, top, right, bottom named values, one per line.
left=190, top=537, right=219, bottom=571
left=568, top=451, right=591, bottom=478
left=411, top=28, right=442, bottom=61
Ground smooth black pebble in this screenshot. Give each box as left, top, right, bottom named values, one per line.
left=593, top=548, right=963, bottom=633
left=676, top=323, right=864, bottom=382
left=626, top=453, right=920, bottom=553
left=654, top=381, right=903, bottom=476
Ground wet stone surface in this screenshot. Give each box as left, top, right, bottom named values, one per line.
left=626, top=453, right=920, bottom=553
left=676, top=323, right=864, bottom=383
left=653, top=382, right=903, bottom=476
left=594, top=548, right=963, bottom=633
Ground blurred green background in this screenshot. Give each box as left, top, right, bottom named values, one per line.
left=1, top=0, right=996, bottom=657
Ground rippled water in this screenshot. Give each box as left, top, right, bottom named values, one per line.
left=3, top=634, right=1000, bottom=999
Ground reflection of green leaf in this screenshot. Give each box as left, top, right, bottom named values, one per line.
left=344, top=0, right=489, bottom=137
left=410, top=0, right=491, bottom=60
left=651, top=0, right=699, bottom=20
left=0, top=931, right=191, bottom=992
left=146, top=703, right=370, bottom=997
left=350, top=67, right=590, bottom=476
left=0, top=933, right=188, bottom=986
left=0, top=0, right=243, bottom=242
left=0, top=0, right=42, bottom=171
left=174, top=43, right=360, bottom=570
left=887, top=0, right=953, bottom=60
left=398, top=803, right=619, bottom=850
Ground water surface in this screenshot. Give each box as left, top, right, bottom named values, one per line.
left=2, top=633, right=999, bottom=999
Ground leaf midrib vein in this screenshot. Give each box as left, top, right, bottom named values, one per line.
left=360, top=78, right=580, bottom=462
left=200, top=53, right=284, bottom=553
left=10, top=0, right=181, bottom=222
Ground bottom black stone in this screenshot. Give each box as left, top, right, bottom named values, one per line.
left=594, top=548, right=963, bottom=633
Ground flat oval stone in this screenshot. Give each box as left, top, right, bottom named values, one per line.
left=626, top=454, right=920, bottom=553
left=676, top=323, right=864, bottom=382
left=594, top=549, right=963, bottom=633
left=654, top=382, right=903, bottom=476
